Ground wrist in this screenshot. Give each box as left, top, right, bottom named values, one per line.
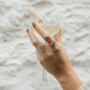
left=56, top=66, right=83, bottom=90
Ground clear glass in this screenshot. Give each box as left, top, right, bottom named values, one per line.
left=31, top=68, right=59, bottom=90
left=30, top=15, right=60, bottom=90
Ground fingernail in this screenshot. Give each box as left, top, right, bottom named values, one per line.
left=32, top=22, right=36, bottom=28
left=26, top=29, right=29, bottom=33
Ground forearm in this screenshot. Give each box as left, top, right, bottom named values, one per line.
left=56, top=66, right=83, bottom=90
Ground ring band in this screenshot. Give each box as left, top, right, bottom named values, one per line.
left=38, top=41, right=55, bottom=52
left=50, top=40, right=56, bottom=47
left=38, top=45, right=45, bottom=52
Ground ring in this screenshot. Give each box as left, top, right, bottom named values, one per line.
left=38, top=45, right=45, bottom=52
left=50, top=40, right=56, bottom=47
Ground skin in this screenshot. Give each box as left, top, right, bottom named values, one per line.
left=26, top=22, right=83, bottom=90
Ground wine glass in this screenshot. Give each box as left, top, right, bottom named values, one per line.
left=28, top=9, right=60, bottom=89
left=30, top=23, right=60, bottom=90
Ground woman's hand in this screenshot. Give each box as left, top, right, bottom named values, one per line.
left=26, top=22, right=82, bottom=90
left=26, top=22, right=71, bottom=77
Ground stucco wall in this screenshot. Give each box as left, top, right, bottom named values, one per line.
left=0, top=0, right=90, bottom=90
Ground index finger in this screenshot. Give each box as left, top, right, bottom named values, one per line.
left=32, top=22, right=54, bottom=45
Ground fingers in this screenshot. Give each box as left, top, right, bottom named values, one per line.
left=54, top=29, right=62, bottom=42
left=32, top=22, right=54, bottom=44
left=26, top=29, right=41, bottom=48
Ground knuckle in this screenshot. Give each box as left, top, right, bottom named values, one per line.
left=44, top=35, right=50, bottom=40
left=54, top=44, right=60, bottom=53
left=33, top=42, right=38, bottom=46
left=54, top=48, right=60, bottom=53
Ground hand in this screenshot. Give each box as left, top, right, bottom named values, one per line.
left=26, top=22, right=82, bottom=90
left=26, top=22, right=71, bottom=77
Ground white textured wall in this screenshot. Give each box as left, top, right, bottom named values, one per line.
left=0, top=0, right=90, bottom=90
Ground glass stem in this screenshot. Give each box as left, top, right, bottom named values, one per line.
left=43, top=68, right=47, bottom=81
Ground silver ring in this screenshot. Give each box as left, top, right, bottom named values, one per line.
left=50, top=40, right=56, bottom=47
left=38, top=45, right=45, bottom=52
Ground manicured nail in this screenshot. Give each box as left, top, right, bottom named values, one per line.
left=32, top=22, right=36, bottom=28
left=26, top=29, right=29, bottom=33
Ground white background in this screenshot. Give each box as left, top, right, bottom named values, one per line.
left=0, top=0, right=90, bottom=90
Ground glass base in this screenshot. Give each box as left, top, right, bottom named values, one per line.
left=31, top=79, right=59, bottom=90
